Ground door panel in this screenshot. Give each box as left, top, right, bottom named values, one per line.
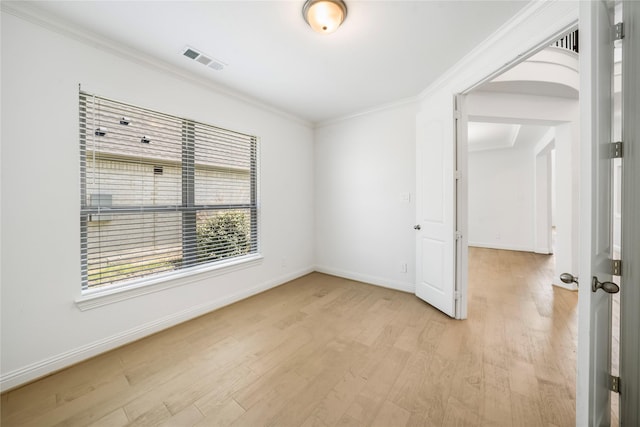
left=420, top=238, right=444, bottom=291
left=415, top=110, right=456, bottom=317
left=591, top=1, right=615, bottom=424
left=578, top=0, right=615, bottom=424
left=420, top=121, right=445, bottom=223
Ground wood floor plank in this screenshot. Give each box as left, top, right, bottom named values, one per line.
left=1, top=248, right=579, bottom=427
left=192, top=365, right=258, bottom=415
left=124, top=402, right=172, bottom=427
left=157, top=404, right=203, bottom=427
left=386, top=349, right=433, bottom=413
left=10, top=374, right=130, bottom=427
left=481, top=383, right=512, bottom=426
left=441, top=395, right=480, bottom=426
left=337, top=395, right=381, bottom=427
left=370, top=400, right=411, bottom=427
left=194, top=398, right=245, bottom=427
left=510, top=390, right=545, bottom=427
left=266, top=345, right=359, bottom=427
left=229, top=369, right=308, bottom=426
left=86, top=408, right=129, bottom=427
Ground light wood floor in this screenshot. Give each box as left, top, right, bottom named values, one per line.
left=1, top=248, right=579, bottom=426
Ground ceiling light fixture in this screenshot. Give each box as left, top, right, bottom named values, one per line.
left=302, top=0, right=347, bottom=34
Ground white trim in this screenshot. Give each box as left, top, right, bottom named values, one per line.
left=315, top=96, right=418, bottom=129
left=620, top=2, right=640, bottom=421
left=534, top=128, right=557, bottom=155
left=1, top=266, right=314, bottom=392
left=535, top=247, right=553, bottom=255
left=76, top=254, right=264, bottom=311
left=455, top=94, right=469, bottom=320
left=468, top=242, right=536, bottom=253
left=314, top=265, right=415, bottom=294
left=0, top=2, right=312, bottom=129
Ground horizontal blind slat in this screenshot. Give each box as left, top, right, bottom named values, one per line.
left=80, top=92, right=258, bottom=290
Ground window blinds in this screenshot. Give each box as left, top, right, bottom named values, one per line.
left=80, top=92, right=258, bottom=290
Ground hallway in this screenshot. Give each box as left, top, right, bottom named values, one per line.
left=467, top=247, right=578, bottom=425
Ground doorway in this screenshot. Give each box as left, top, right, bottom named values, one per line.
left=460, top=16, right=628, bottom=423
left=464, top=35, right=580, bottom=291
left=462, top=29, right=587, bottom=423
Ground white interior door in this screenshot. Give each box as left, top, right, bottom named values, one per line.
left=577, top=0, right=616, bottom=424
left=415, top=102, right=458, bottom=318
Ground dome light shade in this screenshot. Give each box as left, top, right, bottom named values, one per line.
left=303, top=0, right=347, bottom=34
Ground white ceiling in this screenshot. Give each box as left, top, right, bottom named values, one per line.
left=468, top=122, right=520, bottom=151
left=21, top=0, right=529, bottom=124
left=468, top=122, right=551, bottom=152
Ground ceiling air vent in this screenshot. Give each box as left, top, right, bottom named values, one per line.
left=182, top=46, right=226, bottom=71
left=183, top=48, right=199, bottom=60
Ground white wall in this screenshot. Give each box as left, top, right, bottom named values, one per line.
left=468, top=145, right=536, bottom=251
left=554, top=120, right=581, bottom=286
left=1, top=11, right=315, bottom=390
left=314, top=103, right=417, bottom=292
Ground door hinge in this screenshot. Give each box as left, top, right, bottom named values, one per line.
left=615, top=22, right=625, bottom=40
left=610, top=375, right=621, bottom=393
left=454, top=291, right=461, bottom=300
left=611, top=141, right=624, bottom=159
left=455, top=231, right=462, bottom=240
left=611, top=259, right=622, bottom=276
left=455, top=171, right=462, bottom=180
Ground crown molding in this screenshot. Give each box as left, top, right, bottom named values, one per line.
left=0, top=1, right=313, bottom=129
left=314, top=95, right=419, bottom=129
left=418, top=0, right=579, bottom=101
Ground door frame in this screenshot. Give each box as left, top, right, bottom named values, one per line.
left=620, top=0, right=640, bottom=422
left=452, top=7, right=619, bottom=425
left=452, top=26, right=579, bottom=322
left=414, top=1, right=633, bottom=420
left=534, top=138, right=555, bottom=256
left=455, top=19, right=579, bottom=307
left=455, top=1, right=640, bottom=423
left=454, top=94, right=468, bottom=320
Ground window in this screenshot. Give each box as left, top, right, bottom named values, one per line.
left=80, top=92, right=258, bottom=291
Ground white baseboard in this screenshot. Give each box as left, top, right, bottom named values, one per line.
left=314, top=265, right=415, bottom=294
left=468, top=242, right=535, bottom=252
left=534, top=247, right=553, bottom=254
left=0, top=267, right=314, bottom=392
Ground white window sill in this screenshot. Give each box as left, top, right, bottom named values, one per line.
left=75, top=254, right=263, bottom=311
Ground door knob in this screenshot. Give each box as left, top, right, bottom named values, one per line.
left=560, top=272, right=579, bottom=285
left=414, top=224, right=421, bottom=230
left=591, top=276, right=620, bottom=294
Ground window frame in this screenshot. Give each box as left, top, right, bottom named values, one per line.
left=78, top=92, right=261, bottom=303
